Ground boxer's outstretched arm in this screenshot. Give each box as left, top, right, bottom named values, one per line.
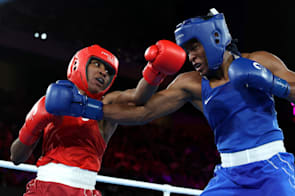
left=103, top=73, right=199, bottom=125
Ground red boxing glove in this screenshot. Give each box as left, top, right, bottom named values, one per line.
left=19, top=96, right=57, bottom=146
left=143, top=40, right=186, bottom=86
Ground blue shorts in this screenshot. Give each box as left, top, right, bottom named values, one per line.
left=201, top=153, right=295, bottom=196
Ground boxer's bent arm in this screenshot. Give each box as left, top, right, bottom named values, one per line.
left=250, top=51, right=295, bottom=102
left=10, top=138, right=40, bottom=165
left=109, top=39, right=186, bottom=105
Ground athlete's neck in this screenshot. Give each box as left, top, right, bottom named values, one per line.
left=206, top=51, right=233, bottom=81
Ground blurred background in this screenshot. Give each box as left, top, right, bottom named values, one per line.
left=0, top=0, right=295, bottom=195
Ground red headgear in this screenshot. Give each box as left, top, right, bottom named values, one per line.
left=67, top=45, right=119, bottom=100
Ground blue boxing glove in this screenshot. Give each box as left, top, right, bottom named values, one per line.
left=45, top=80, right=103, bottom=120
left=228, top=57, right=290, bottom=98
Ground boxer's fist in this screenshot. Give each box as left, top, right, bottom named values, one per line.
left=143, top=40, right=186, bottom=85
left=45, top=80, right=104, bottom=120
left=228, top=57, right=290, bottom=98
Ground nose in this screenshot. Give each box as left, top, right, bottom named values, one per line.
left=189, top=55, right=198, bottom=66
left=99, top=70, right=107, bottom=78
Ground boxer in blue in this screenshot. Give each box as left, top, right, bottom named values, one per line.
left=40, top=8, right=295, bottom=196
left=101, top=8, right=295, bottom=195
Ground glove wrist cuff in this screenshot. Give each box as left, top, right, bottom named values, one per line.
left=272, top=76, right=290, bottom=98
left=142, top=63, right=166, bottom=86
left=82, top=97, right=104, bottom=120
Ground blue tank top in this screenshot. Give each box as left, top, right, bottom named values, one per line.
left=201, top=77, right=283, bottom=153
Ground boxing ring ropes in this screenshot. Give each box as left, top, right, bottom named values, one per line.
left=0, top=160, right=203, bottom=196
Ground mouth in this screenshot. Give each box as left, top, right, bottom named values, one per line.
left=193, top=63, right=202, bottom=71
left=95, top=77, right=105, bottom=86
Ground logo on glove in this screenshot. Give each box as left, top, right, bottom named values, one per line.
left=252, top=62, right=262, bottom=70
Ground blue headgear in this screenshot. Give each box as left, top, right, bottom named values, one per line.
left=174, top=9, right=232, bottom=70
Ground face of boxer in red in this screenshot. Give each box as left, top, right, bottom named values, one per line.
left=87, top=59, right=114, bottom=94
left=67, top=45, right=119, bottom=100
left=184, top=39, right=209, bottom=76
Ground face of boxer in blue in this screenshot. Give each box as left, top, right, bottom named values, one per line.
left=183, top=39, right=209, bottom=76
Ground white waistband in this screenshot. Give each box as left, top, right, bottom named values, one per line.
left=220, top=140, right=286, bottom=168
left=36, top=163, right=97, bottom=190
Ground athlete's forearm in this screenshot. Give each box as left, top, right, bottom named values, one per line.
left=103, top=104, right=151, bottom=125
left=10, top=138, right=39, bottom=165
left=103, top=89, right=187, bottom=125
left=132, top=78, right=159, bottom=105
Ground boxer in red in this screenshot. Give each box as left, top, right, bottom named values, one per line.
left=10, top=41, right=186, bottom=196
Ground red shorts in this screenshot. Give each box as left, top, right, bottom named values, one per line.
left=24, top=179, right=101, bottom=196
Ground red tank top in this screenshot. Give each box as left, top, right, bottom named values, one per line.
left=36, top=113, right=106, bottom=172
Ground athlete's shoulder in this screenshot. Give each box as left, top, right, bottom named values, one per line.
left=173, top=71, right=202, bottom=85
left=168, top=71, right=202, bottom=95
left=242, top=51, right=276, bottom=61
left=241, top=51, right=287, bottom=72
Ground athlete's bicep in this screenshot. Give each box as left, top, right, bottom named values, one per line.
left=146, top=87, right=189, bottom=117
left=143, top=72, right=200, bottom=119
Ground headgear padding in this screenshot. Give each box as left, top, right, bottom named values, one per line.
left=67, top=45, right=119, bottom=100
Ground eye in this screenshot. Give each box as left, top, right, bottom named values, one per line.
left=191, top=43, right=199, bottom=51
left=94, top=62, right=110, bottom=74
